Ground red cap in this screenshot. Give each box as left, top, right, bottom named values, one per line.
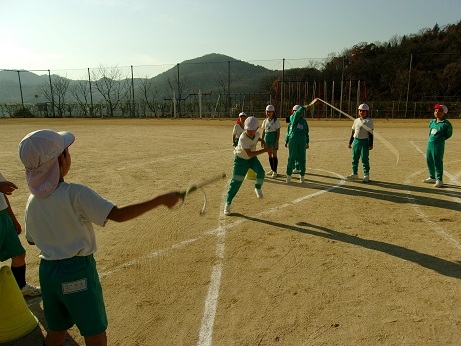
left=434, top=104, right=443, bottom=110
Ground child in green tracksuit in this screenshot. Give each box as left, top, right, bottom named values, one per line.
left=347, top=103, right=374, bottom=183
left=285, top=105, right=309, bottom=183
left=224, top=116, right=273, bottom=216
left=423, top=104, right=453, bottom=188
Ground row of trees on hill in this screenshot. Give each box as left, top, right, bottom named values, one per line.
left=2, top=21, right=460, bottom=118
left=268, top=21, right=461, bottom=113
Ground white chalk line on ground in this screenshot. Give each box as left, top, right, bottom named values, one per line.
left=196, top=169, right=345, bottom=346
left=408, top=141, right=461, bottom=250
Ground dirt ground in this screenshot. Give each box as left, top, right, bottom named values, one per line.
left=1, top=116, right=460, bottom=346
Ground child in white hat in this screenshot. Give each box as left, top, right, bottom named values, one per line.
left=224, top=117, right=272, bottom=215
left=261, top=105, right=281, bottom=178
left=19, top=129, right=182, bottom=346
left=347, top=103, right=374, bottom=182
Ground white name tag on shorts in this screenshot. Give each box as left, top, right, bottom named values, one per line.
left=62, top=279, right=88, bottom=294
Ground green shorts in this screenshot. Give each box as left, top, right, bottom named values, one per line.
left=39, top=254, right=107, bottom=337
left=0, top=209, right=25, bottom=262
left=264, top=131, right=279, bottom=150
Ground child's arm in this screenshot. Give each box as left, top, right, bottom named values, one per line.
left=3, top=194, right=22, bottom=234
left=0, top=181, right=18, bottom=195
left=243, top=146, right=272, bottom=158
left=348, top=130, right=354, bottom=148
left=107, top=192, right=182, bottom=222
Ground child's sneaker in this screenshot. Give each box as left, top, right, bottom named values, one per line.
left=266, top=170, right=274, bottom=176
left=255, top=188, right=263, bottom=198
left=21, top=283, right=41, bottom=297
left=286, top=175, right=291, bottom=183
left=423, top=177, right=436, bottom=183
left=363, top=175, right=369, bottom=183
left=346, top=174, right=358, bottom=180
left=224, top=204, right=231, bottom=215
left=300, top=176, right=305, bottom=183
left=434, top=180, right=443, bottom=188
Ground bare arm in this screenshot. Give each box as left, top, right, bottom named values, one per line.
left=0, top=181, right=18, bottom=195
left=107, top=192, right=182, bottom=223
left=3, top=194, right=22, bottom=234
left=244, top=146, right=272, bottom=158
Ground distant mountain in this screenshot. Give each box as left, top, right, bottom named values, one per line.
left=0, top=54, right=279, bottom=104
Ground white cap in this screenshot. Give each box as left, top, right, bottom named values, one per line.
left=19, top=129, right=75, bottom=198
left=442, top=105, right=448, bottom=114
left=292, top=105, right=302, bottom=111
left=238, top=112, right=247, bottom=117
left=358, top=103, right=369, bottom=111
left=244, top=116, right=259, bottom=130
left=265, top=105, right=275, bottom=112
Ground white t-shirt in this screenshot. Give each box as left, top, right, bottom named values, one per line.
left=0, top=173, right=8, bottom=211
left=234, top=131, right=261, bottom=160
left=232, top=124, right=245, bottom=138
left=352, top=117, right=374, bottom=139
left=25, top=182, right=115, bottom=260
left=261, top=118, right=281, bottom=133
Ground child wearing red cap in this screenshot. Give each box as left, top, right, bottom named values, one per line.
left=423, top=104, right=453, bottom=187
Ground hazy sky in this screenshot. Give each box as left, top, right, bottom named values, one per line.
left=1, top=0, right=460, bottom=78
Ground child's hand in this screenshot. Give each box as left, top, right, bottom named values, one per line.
left=0, top=181, right=18, bottom=195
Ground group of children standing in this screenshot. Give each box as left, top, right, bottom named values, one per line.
left=225, top=102, right=453, bottom=215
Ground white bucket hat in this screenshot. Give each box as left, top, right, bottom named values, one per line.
left=244, top=116, right=259, bottom=130
left=19, top=129, right=75, bottom=198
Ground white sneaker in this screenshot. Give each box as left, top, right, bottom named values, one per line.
left=286, top=175, right=291, bottom=183
left=363, top=175, right=369, bottom=183
left=434, top=180, right=443, bottom=188
left=21, top=283, right=41, bottom=297
left=224, top=204, right=231, bottom=215
left=255, top=188, right=263, bottom=198
left=272, top=171, right=277, bottom=178
left=266, top=170, right=274, bottom=176
left=423, top=177, right=436, bottom=183
left=300, top=176, right=305, bottom=183
left=346, top=174, right=358, bottom=180
left=292, top=169, right=300, bottom=174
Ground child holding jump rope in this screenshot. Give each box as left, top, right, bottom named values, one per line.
left=18, top=129, right=182, bottom=346
left=224, top=116, right=273, bottom=216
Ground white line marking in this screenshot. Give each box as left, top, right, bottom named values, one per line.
left=197, top=170, right=345, bottom=346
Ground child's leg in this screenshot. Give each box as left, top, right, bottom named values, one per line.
left=426, top=142, right=436, bottom=178
left=286, top=140, right=298, bottom=176
left=11, top=252, right=27, bottom=288
left=297, top=141, right=307, bottom=176
left=226, top=157, right=249, bottom=204
left=268, top=156, right=274, bottom=171
left=433, top=142, right=445, bottom=181
left=250, top=157, right=265, bottom=189
left=361, top=141, right=370, bottom=175
left=351, top=139, right=360, bottom=174
left=273, top=155, right=278, bottom=173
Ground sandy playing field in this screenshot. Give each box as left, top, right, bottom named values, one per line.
left=1, top=116, right=460, bottom=346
